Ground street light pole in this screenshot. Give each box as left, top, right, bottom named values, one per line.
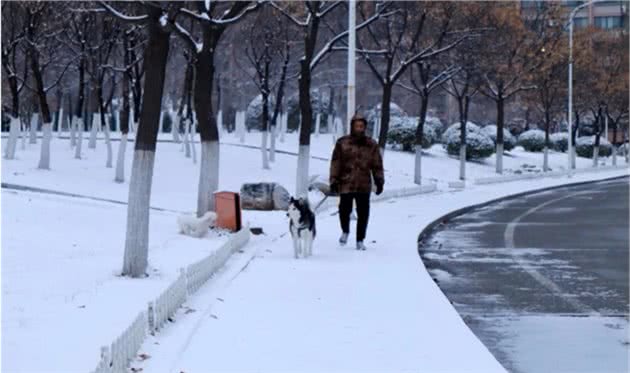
left=347, top=0, right=356, bottom=134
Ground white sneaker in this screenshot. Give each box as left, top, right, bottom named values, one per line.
left=339, top=232, right=349, bottom=245
left=356, top=241, right=366, bottom=251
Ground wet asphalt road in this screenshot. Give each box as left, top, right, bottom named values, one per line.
left=420, top=177, right=629, bottom=372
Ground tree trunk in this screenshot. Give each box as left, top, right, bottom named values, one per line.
left=194, top=39, right=221, bottom=216
left=89, top=110, right=98, bottom=149
left=296, top=59, right=314, bottom=197
left=315, top=113, right=321, bottom=137
left=495, top=97, right=505, bottom=174
left=280, top=112, right=287, bottom=143
left=115, top=72, right=131, bottom=183
left=29, top=113, right=38, bottom=144
left=104, top=110, right=113, bottom=168
left=544, top=112, right=550, bottom=172
left=414, top=95, right=429, bottom=185
left=74, top=117, right=83, bottom=159
left=5, top=116, right=20, bottom=160
left=122, top=17, right=171, bottom=278
left=459, top=99, right=468, bottom=181
left=612, top=119, right=618, bottom=166
left=20, top=118, right=26, bottom=150
left=190, top=122, right=197, bottom=164
left=378, top=83, right=393, bottom=151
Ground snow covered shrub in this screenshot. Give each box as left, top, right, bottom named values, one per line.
left=482, top=125, right=516, bottom=151
left=386, top=120, right=438, bottom=151
left=576, top=136, right=613, bottom=158
left=550, top=132, right=569, bottom=152
left=425, top=115, right=446, bottom=139
left=286, top=91, right=335, bottom=133
left=246, top=95, right=276, bottom=131
left=366, top=103, right=407, bottom=136
left=517, top=129, right=546, bottom=152
left=442, top=122, right=494, bottom=160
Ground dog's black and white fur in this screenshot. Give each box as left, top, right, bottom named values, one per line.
left=287, top=197, right=316, bottom=259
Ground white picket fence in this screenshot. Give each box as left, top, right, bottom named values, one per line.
left=90, top=310, right=147, bottom=373
left=89, top=227, right=251, bottom=373
left=149, top=268, right=187, bottom=334
left=186, top=226, right=251, bottom=294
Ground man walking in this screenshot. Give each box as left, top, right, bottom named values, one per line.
left=329, top=114, right=384, bottom=250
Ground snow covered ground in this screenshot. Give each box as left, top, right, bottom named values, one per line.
left=1, top=131, right=627, bottom=372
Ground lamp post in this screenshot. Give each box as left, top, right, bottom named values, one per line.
left=347, top=0, right=356, bottom=134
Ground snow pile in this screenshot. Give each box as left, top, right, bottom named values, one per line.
left=550, top=132, right=569, bottom=152
left=576, top=136, right=613, bottom=158
left=517, top=129, right=546, bottom=152
left=442, top=122, right=495, bottom=160
left=482, top=125, right=516, bottom=151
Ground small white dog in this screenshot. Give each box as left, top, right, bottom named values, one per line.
left=177, top=211, right=217, bottom=238
left=287, top=197, right=316, bottom=259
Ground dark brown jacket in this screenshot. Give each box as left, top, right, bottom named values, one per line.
left=330, top=135, right=384, bottom=194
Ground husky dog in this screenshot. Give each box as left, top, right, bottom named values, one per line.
left=287, top=197, right=316, bottom=259
left=177, top=211, right=217, bottom=238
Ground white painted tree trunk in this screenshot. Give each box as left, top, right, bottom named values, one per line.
left=183, top=120, right=191, bottom=158
left=327, top=116, right=333, bottom=136
left=114, top=110, right=120, bottom=133
left=460, top=144, right=466, bottom=180
left=495, top=143, right=504, bottom=174
left=4, top=116, right=20, bottom=160
left=261, top=130, right=270, bottom=169
left=115, top=133, right=128, bottom=183
left=38, top=122, right=53, bottom=170
left=295, top=145, right=310, bottom=197
left=89, top=115, right=98, bottom=149
left=592, top=145, right=599, bottom=167
left=239, top=111, right=246, bottom=143
left=280, top=113, right=287, bottom=143
left=122, top=150, right=155, bottom=277
left=74, top=118, right=84, bottom=159
left=374, top=117, right=381, bottom=141
left=20, top=120, right=26, bottom=150
left=612, top=145, right=617, bottom=166
left=104, top=116, right=113, bottom=168
left=29, top=113, right=38, bottom=144
left=270, top=118, right=278, bottom=162
left=217, top=110, right=223, bottom=136
left=543, top=147, right=549, bottom=172
left=414, top=145, right=422, bottom=185
left=315, top=113, right=321, bottom=137
left=197, top=141, right=220, bottom=216
left=190, top=126, right=197, bottom=164
left=571, top=147, right=577, bottom=169
left=57, top=108, right=64, bottom=138
left=70, top=116, right=76, bottom=147
left=171, top=112, right=180, bottom=143
left=159, top=111, right=164, bottom=134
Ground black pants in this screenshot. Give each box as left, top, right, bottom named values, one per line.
left=339, top=192, right=370, bottom=242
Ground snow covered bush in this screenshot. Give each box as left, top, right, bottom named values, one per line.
left=550, top=132, right=569, bottom=152
left=481, top=125, right=516, bottom=151
left=441, top=122, right=494, bottom=160
left=246, top=95, right=276, bottom=131
left=386, top=116, right=440, bottom=151
left=576, top=136, right=613, bottom=158
left=517, top=129, right=546, bottom=152
left=366, top=103, right=407, bottom=136
left=425, top=115, right=446, bottom=139
left=286, top=91, right=335, bottom=133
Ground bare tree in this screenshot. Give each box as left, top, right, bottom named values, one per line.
left=170, top=1, right=261, bottom=216
left=1, top=2, right=28, bottom=160
left=100, top=1, right=175, bottom=278
left=272, top=0, right=389, bottom=196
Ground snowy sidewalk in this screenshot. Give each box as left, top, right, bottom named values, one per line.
left=137, top=168, right=628, bottom=372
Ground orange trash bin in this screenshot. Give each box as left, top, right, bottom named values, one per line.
left=214, top=191, right=242, bottom=232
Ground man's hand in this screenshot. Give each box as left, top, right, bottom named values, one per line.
left=376, top=184, right=383, bottom=195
